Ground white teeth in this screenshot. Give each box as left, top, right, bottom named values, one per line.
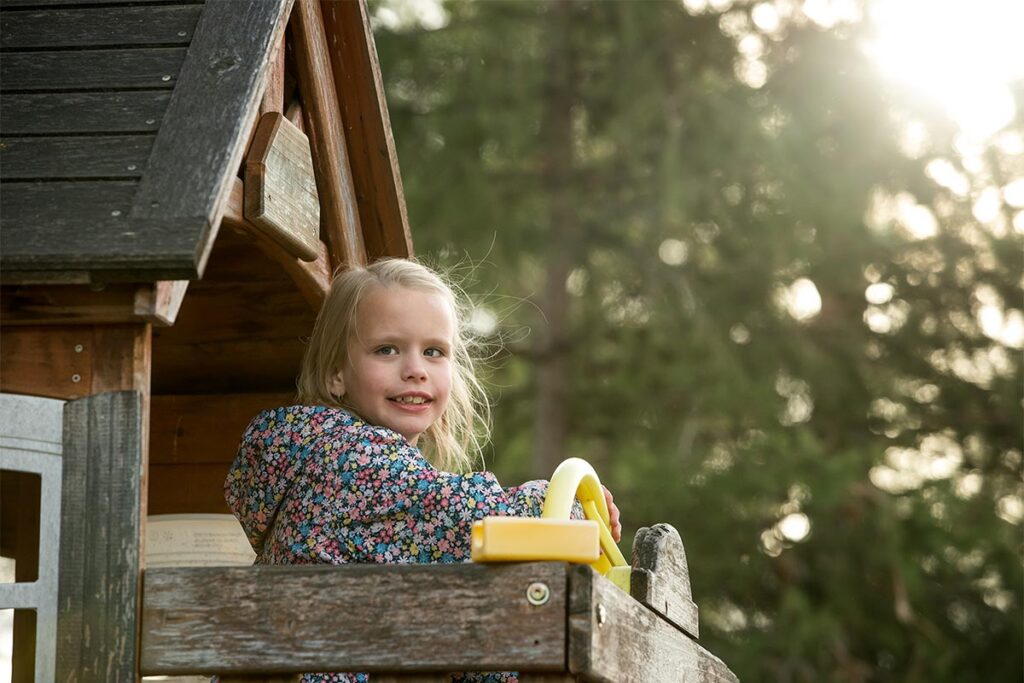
left=394, top=396, right=427, bottom=404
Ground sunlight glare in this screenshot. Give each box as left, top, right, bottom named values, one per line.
left=865, top=0, right=1024, bottom=142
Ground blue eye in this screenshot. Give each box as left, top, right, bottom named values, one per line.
left=376, top=345, right=398, bottom=356
left=424, top=347, right=446, bottom=358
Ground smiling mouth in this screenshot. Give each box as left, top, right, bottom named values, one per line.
left=390, top=396, right=431, bottom=405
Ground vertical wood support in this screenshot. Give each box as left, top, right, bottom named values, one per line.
left=56, top=391, right=145, bottom=683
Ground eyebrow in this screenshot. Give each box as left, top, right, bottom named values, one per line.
left=365, top=336, right=452, bottom=349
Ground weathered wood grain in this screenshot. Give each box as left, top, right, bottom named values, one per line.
left=131, top=0, right=294, bottom=279
left=0, top=325, right=95, bottom=399
left=0, top=283, right=169, bottom=325
left=0, top=5, right=201, bottom=50
left=0, top=48, right=186, bottom=91
left=0, top=181, right=137, bottom=226
left=224, top=177, right=329, bottom=309
left=0, top=91, right=169, bottom=134
left=150, top=393, right=293, bottom=466
left=291, top=0, right=365, bottom=268
left=244, top=112, right=321, bottom=261
left=631, top=523, right=700, bottom=639
left=133, top=279, right=189, bottom=326
left=141, top=563, right=569, bottom=675
left=568, top=566, right=738, bottom=683
left=0, top=136, right=155, bottom=180
left=259, top=29, right=286, bottom=115
left=0, top=215, right=201, bottom=281
left=320, top=0, right=413, bottom=260
left=56, top=391, right=144, bottom=683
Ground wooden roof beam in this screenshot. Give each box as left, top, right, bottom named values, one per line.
left=291, top=0, right=366, bottom=269
left=320, top=0, right=414, bottom=260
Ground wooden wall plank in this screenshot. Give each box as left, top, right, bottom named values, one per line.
left=0, top=136, right=155, bottom=181
left=56, top=391, right=144, bottom=683
left=0, top=91, right=169, bottom=135
left=130, top=0, right=294, bottom=279
left=152, top=338, right=307, bottom=395
left=141, top=563, right=568, bottom=675
left=568, top=566, right=737, bottom=683
left=0, top=5, right=201, bottom=50
left=0, top=48, right=186, bottom=91
left=150, top=393, right=293, bottom=465
left=0, top=324, right=150, bottom=400
left=320, top=0, right=413, bottom=259
left=291, top=0, right=365, bottom=268
left=148, top=463, right=232, bottom=515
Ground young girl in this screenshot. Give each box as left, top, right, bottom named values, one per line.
left=225, top=258, right=621, bottom=683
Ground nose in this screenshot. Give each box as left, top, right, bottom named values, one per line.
left=402, top=354, right=427, bottom=381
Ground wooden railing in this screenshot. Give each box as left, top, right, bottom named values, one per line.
left=140, top=526, right=738, bottom=683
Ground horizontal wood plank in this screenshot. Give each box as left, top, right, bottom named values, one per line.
left=0, top=5, right=201, bottom=50
left=0, top=91, right=169, bottom=135
left=0, top=180, right=137, bottom=224
left=141, top=563, right=569, bottom=675
left=148, top=463, right=233, bottom=515
left=0, top=215, right=203, bottom=281
left=150, top=393, right=294, bottom=465
left=0, top=135, right=154, bottom=180
left=151, top=337, right=307, bottom=394
left=0, top=48, right=186, bottom=91
left=568, top=566, right=737, bottom=683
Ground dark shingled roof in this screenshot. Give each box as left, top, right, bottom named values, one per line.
left=0, top=0, right=292, bottom=283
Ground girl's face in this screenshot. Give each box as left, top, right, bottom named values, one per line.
left=330, top=286, right=454, bottom=445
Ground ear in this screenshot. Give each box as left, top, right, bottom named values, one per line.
left=327, top=370, right=345, bottom=398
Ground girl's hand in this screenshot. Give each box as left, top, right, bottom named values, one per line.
left=602, top=485, right=622, bottom=543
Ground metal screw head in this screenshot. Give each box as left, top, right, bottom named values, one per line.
left=71, top=374, right=81, bottom=383
left=526, top=582, right=550, bottom=606
left=597, top=604, right=607, bottom=627
left=74, top=344, right=83, bottom=353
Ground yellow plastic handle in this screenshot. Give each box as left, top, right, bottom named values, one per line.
left=542, top=458, right=628, bottom=576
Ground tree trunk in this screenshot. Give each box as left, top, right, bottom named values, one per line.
left=532, top=1, right=576, bottom=478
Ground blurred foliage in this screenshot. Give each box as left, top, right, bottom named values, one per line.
left=371, top=1, right=1022, bottom=680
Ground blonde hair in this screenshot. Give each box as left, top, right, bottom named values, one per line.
left=297, top=258, right=490, bottom=473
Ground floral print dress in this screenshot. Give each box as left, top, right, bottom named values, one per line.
left=225, top=405, right=559, bottom=683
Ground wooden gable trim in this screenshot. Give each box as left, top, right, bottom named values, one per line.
left=128, top=0, right=295, bottom=280
left=291, top=0, right=366, bottom=269
left=321, top=0, right=414, bottom=260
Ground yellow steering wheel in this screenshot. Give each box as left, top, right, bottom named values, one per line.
left=471, top=457, right=631, bottom=592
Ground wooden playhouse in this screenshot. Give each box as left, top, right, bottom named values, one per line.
left=0, top=1, right=737, bottom=681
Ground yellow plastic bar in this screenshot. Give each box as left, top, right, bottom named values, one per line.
left=471, top=517, right=600, bottom=563
left=543, top=458, right=627, bottom=570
